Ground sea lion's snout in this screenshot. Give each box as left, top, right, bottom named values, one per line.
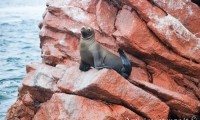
left=80, top=26, right=93, bottom=39
left=81, top=26, right=86, bottom=33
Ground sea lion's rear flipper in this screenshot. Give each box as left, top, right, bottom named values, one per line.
left=118, top=48, right=132, bottom=78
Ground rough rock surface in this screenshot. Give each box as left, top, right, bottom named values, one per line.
left=6, top=0, right=200, bottom=119
left=33, top=93, right=143, bottom=120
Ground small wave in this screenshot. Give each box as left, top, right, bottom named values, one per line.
left=6, top=57, right=21, bottom=62
left=22, top=46, right=31, bottom=49
left=0, top=80, right=21, bottom=88
left=0, top=23, right=9, bottom=26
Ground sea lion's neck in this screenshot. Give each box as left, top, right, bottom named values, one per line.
left=81, top=35, right=95, bottom=43
left=81, top=35, right=95, bottom=45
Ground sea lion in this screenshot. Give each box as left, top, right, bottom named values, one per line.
left=79, top=26, right=132, bottom=79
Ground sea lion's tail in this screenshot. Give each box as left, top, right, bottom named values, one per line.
left=118, top=48, right=132, bottom=78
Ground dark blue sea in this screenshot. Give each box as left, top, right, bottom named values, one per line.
left=0, top=0, right=46, bottom=119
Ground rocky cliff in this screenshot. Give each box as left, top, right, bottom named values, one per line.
left=6, top=0, right=200, bottom=119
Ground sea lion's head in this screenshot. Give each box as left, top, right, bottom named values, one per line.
left=81, top=26, right=94, bottom=39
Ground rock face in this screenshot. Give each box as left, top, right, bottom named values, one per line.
left=6, top=0, right=200, bottom=119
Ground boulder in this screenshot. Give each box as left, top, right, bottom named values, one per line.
left=96, top=0, right=117, bottom=35
left=19, top=62, right=65, bottom=102
left=148, top=14, right=200, bottom=63
left=57, top=66, right=169, bottom=119
left=151, top=0, right=200, bottom=37
left=130, top=79, right=200, bottom=118
left=121, top=0, right=166, bottom=21
left=6, top=99, right=34, bottom=120
left=33, top=93, right=143, bottom=120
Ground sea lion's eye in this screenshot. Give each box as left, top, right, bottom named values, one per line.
left=88, top=29, right=91, bottom=32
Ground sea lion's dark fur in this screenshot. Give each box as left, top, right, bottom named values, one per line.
left=79, top=26, right=132, bottom=79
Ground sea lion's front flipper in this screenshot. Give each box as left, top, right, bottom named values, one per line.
left=79, top=60, right=91, bottom=71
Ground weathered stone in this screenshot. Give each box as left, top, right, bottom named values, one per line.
left=96, top=0, right=117, bottom=35
left=121, top=0, right=166, bottom=21
left=114, top=6, right=162, bottom=55
left=171, top=73, right=200, bottom=100
left=114, top=5, right=200, bottom=79
left=57, top=66, right=169, bottom=119
left=33, top=93, right=143, bottom=120
left=41, top=43, right=65, bottom=66
left=47, top=0, right=98, bottom=14
left=6, top=100, right=34, bottom=120
left=148, top=14, right=200, bottom=63
left=129, top=67, right=150, bottom=82
left=152, top=0, right=200, bottom=37
left=130, top=79, right=200, bottom=118
left=21, top=62, right=64, bottom=102
left=147, top=63, right=198, bottom=100
left=22, top=92, right=34, bottom=106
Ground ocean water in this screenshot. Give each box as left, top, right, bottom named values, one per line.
left=0, top=0, right=46, bottom=119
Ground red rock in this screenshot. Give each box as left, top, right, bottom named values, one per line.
left=95, top=31, right=119, bottom=51
left=152, top=0, right=200, bottom=37
left=96, top=0, right=117, bottom=35
left=22, top=92, right=34, bottom=106
left=39, top=25, right=66, bottom=43
left=21, top=116, right=32, bottom=120
left=148, top=14, right=200, bottom=63
left=21, top=62, right=64, bottom=102
left=55, top=32, right=80, bottom=62
left=146, top=60, right=200, bottom=100
left=121, top=0, right=166, bottom=21
left=41, top=43, right=65, bottom=66
left=129, top=67, right=150, bottom=82
left=47, top=0, right=98, bottom=14
left=43, top=11, right=83, bottom=35
left=56, top=60, right=79, bottom=70
left=57, top=66, right=169, bottom=119
left=171, top=74, right=200, bottom=100
left=62, top=7, right=99, bottom=28
left=33, top=93, right=142, bottom=120
left=130, top=79, right=200, bottom=118
left=46, top=4, right=99, bottom=30
left=26, top=62, right=42, bottom=73
left=114, top=5, right=200, bottom=79
left=114, top=6, right=161, bottom=55
left=6, top=100, right=34, bottom=120
left=148, top=65, right=198, bottom=100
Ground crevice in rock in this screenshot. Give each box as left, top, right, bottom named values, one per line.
left=121, top=102, right=149, bottom=119
left=146, top=67, right=154, bottom=83
left=112, top=5, right=121, bottom=36
left=129, top=79, right=168, bottom=103
left=44, top=25, right=66, bottom=35
left=109, top=0, right=122, bottom=9
left=96, top=32, right=118, bottom=51
left=173, top=77, right=200, bottom=100
left=168, top=110, right=179, bottom=119
left=148, top=0, right=167, bottom=14
left=145, top=26, right=200, bottom=77
left=58, top=84, right=147, bottom=118
left=119, top=2, right=200, bottom=70
left=94, top=0, right=104, bottom=34
left=191, top=0, right=200, bottom=7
